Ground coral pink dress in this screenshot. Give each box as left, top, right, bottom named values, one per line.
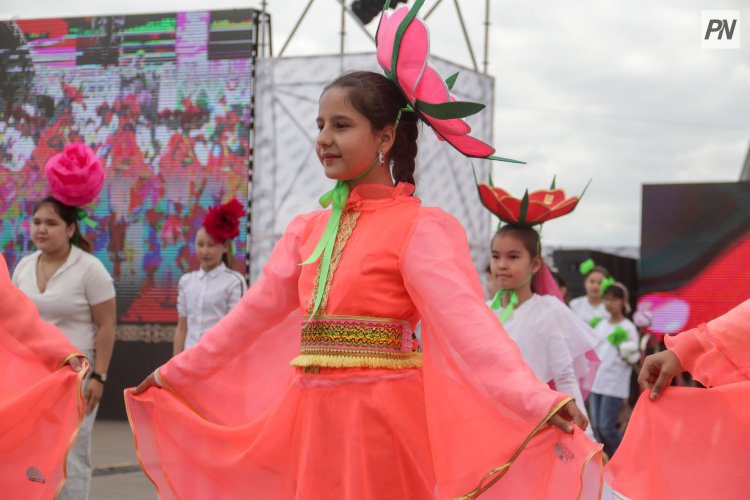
left=0, top=254, right=86, bottom=498
left=126, top=183, right=602, bottom=499
left=605, top=299, right=750, bottom=499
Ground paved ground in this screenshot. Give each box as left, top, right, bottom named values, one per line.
left=91, top=420, right=154, bottom=499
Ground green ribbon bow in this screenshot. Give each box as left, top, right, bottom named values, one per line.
left=490, top=289, right=519, bottom=323
left=579, top=258, right=595, bottom=276
left=302, top=155, right=380, bottom=317
left=600, top=276, right=616, bottom=296
left=607, top=326, right=628, bottom=347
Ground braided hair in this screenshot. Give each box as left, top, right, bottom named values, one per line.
left=325, top=71, right=420, bottom=186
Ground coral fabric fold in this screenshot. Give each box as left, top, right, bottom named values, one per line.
left=126, top=184, right=602, bottom=499
left=605, top=299, right=750, bottom=499
left=0, top=254, right=86, bottom=498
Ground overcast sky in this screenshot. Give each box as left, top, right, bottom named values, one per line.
left=2, top=0, right=748, bottom=247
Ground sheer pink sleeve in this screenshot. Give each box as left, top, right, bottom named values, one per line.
left=399, top=209, right=602, bottom=498
left=401, top=208, right=567, bottom=418
left=666, top=298, right=750, bottom=386
left=151, top=213, right=313, bottom=423
left=1, top=255, right=86, bottom=496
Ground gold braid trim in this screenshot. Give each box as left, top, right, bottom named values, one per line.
left=292, top=352, right=423, bottom=370
left=59, top=352, right=85, bottom=368
left=55, top=358, right=89, bottom=497
left=307, top=210, right=360, bottom=315
left=452, top=397, right=575, bottom=499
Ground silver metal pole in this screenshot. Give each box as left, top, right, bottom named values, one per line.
left=452, top=0, right=478, bottom=71
left=483, top=0, right=490, bottom=74
left=278, top=0, right=316, bottom=57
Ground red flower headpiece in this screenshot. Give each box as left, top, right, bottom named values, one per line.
left=476, top=173, right=589, bottom=226
left=203, top=198, right=246, bottom=242
left=45, top=143, right=105, bottom=206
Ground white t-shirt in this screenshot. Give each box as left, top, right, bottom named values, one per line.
left=569, top=296, right=609, bottom=327
left=177, top=262, right=246, bottom=349
left=491, top=294, right=597, bottom=437
left=590, top=318, right=640, bottom=399
left=12, top=246, right=116, bottom=351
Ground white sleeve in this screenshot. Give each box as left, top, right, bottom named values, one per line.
left=177, top=274, right=188, bottom=318
left=226, top=273, right=244, bottom=312
left=83, top=257, right=116, bottom=305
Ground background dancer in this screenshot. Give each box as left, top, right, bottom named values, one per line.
left=11, top=143, right=116, bottom=500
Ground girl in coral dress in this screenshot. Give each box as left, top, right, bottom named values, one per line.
left=127, top=3, right=602, bottom=498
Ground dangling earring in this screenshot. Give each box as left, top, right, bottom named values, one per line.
left=378, top=151, right=384, bottom=165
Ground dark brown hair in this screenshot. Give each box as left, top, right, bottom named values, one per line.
left=493, top=224, right=541, bottom=258
left=585, top=265, right=610, bottom=279
left=603, top=283, right=628, bottom=315
left=325, top=71, right=420, bottom=185
left=33, top=196, right=92, bottom=253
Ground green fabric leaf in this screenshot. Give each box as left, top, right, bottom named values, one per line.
left=414, top=99, right=485, bottom=119
left=486, top=155, right=526, bottom=164
left=607, top=326, right=629, bottom=347
left=445, top=72, right=459, bottom=90
left=518, top=190, right=530, bottom=224
left=589, top=316, right=603, bottom=328
left=390, top=0, right=425, bottom=86
left=550, top=175, right=557, bottom=190
left=579, top=258, right=595, bottom=275
left=579, top=178, right=592, bottom=200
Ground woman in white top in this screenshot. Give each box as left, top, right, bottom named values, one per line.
left=173, top=199, right=247, bottom=355
left=489, top=224, right=599, bottom=438
left=589, top=281, right=640, bottom=457
left=569, top=262, right=610, bottom=328
left=12, top=195, right=116, bottom=500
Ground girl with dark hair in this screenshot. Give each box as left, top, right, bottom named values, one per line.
left=589, top=281, right=639, bottom=457
left=127, top=3, right=601, bottom=498
left=479, top=182, right=600, bottom=441
left=173, top=199, right=247, bottom=355
left=570, top=261, right=611, bottom=327
left=11, top=143, right=115, bottom=499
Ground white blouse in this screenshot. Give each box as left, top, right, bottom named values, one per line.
left=12, top=246, right=116, bottom=351
left=590, top=318, right=640, bottom=399
left=569, top=296, right=609, bottom=327
left=492, top=294, right=598, bottom=437
left=177, top=263, right=246, bottom=349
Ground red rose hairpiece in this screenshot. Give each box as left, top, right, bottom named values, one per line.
left=44, top=143, right=105, bottom=206
left=203, top=198, right=246, bottom=242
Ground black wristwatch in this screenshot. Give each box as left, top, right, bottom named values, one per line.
left=90, top=371, right=107, bottom=383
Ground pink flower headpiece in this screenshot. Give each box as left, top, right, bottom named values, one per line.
left=203, top=198, right=246, bottom=243
left=376, top=0, right=521, bottom=163
left=44, top=143, right=105, bottom=207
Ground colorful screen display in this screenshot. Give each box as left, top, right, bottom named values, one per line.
left=639, top=182, right=750, bottom=336
left=0, top=10, right=259, bottom=323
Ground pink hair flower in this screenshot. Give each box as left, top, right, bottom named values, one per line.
left=376, top=0, right=522, bottom=163
left=44, top=143, right=105, bottom=206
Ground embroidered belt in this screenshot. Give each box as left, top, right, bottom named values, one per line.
left=290, top=315, right=422, bottom=370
